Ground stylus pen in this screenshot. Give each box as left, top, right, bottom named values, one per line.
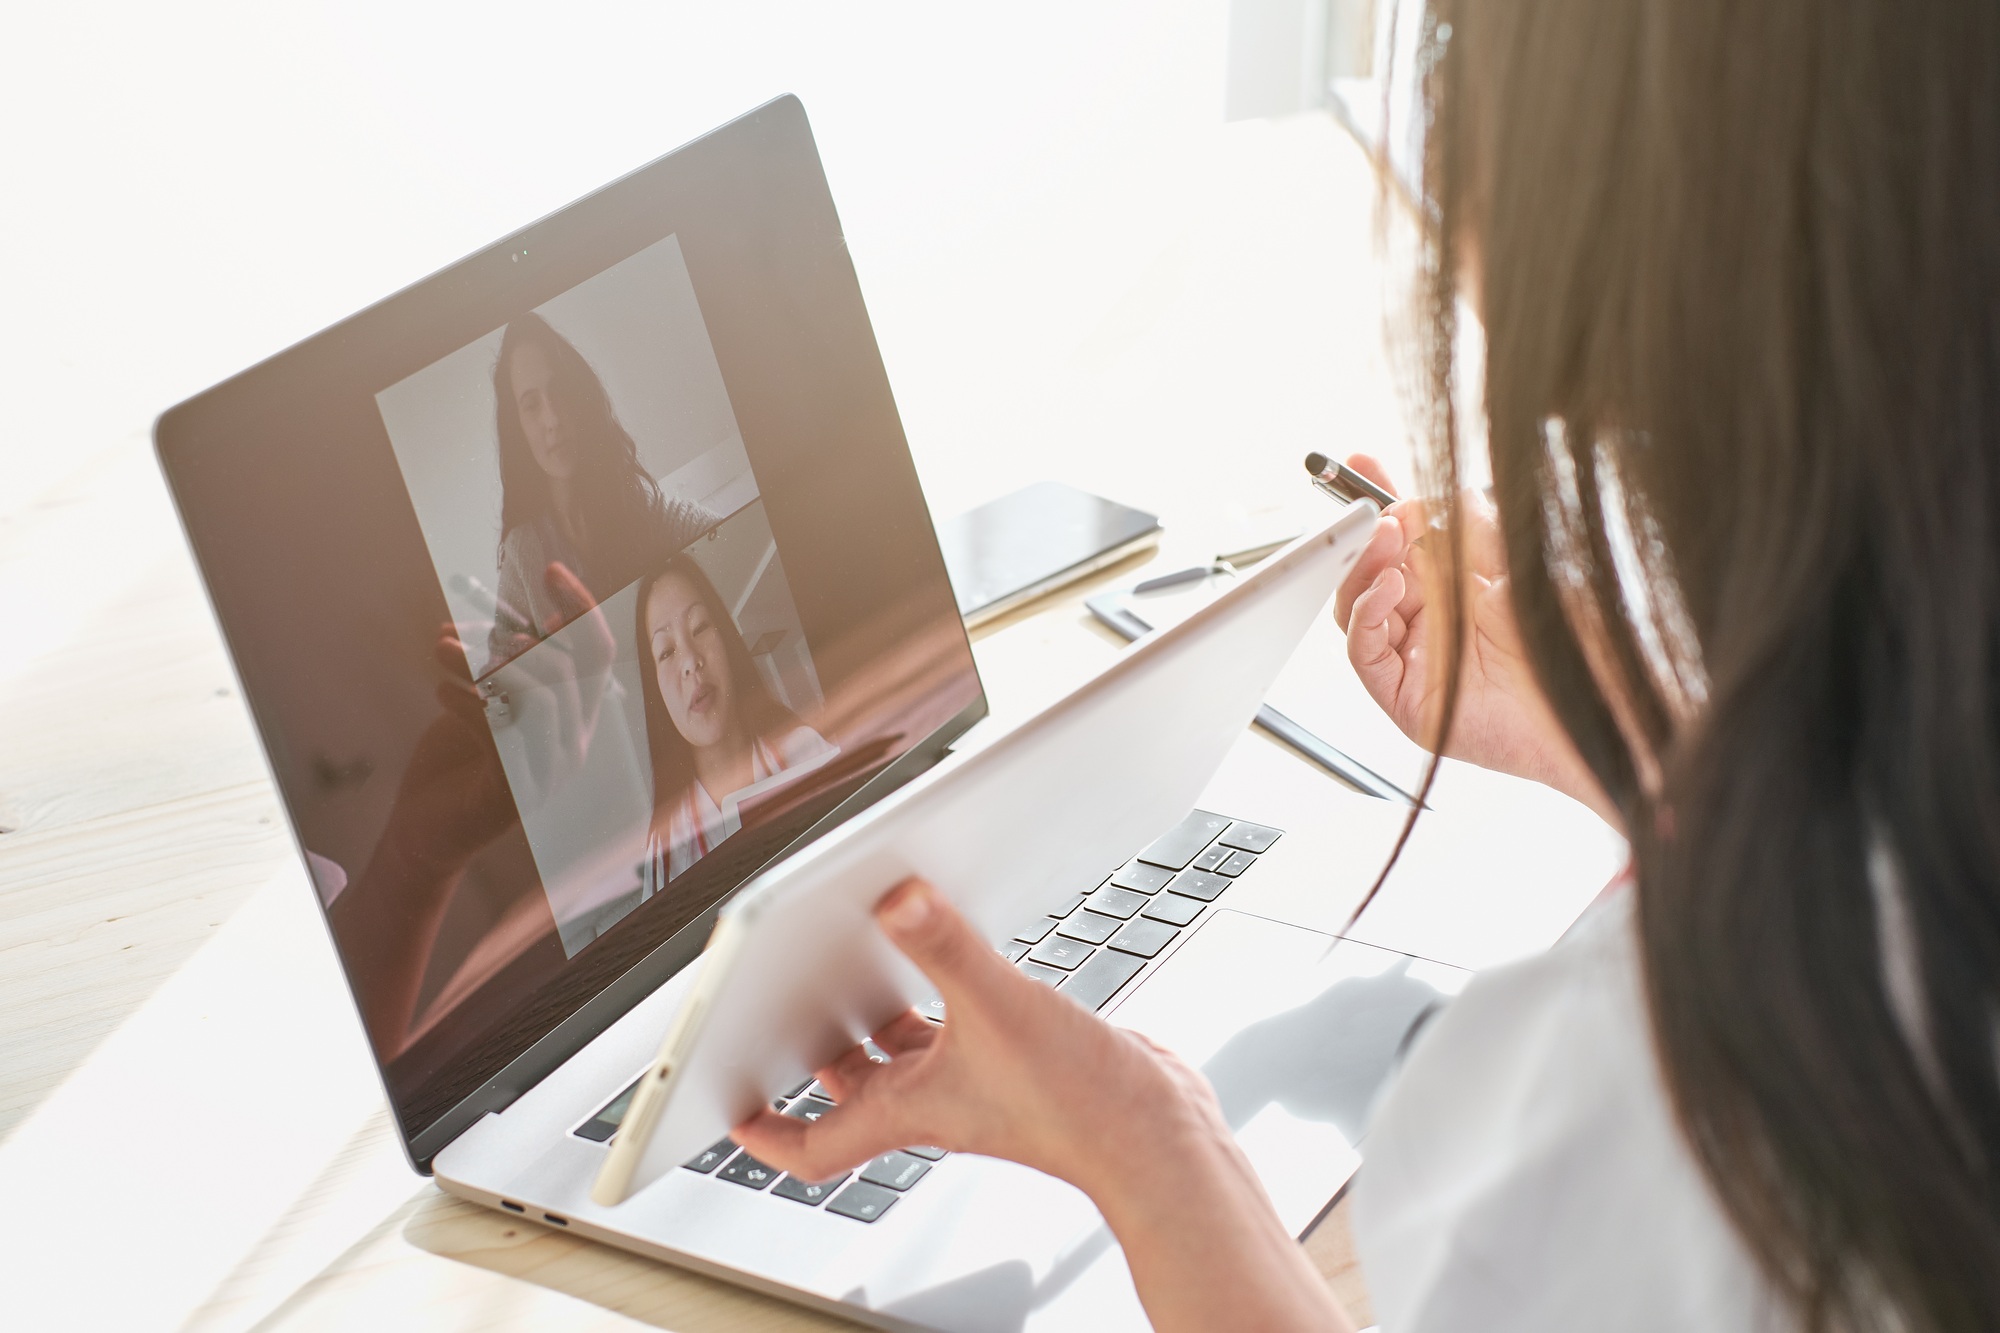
left=1304, top=451, right=1397, bottom=508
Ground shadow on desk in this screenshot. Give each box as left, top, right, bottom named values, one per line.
left=402, top=1190, right=853, bottom=1331
left=395, top=1181, right=1370, bottom=1331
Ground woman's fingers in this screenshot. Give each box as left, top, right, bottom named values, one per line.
left=730, top=1106, right=812, bottom=1167
left=539, top=561, right=596, bottom=626
left=732, top=1103, right=906, bottom=1183
left=736, top=1029, right=938, bottom=1179
left=1348, top=565, right=1407, bottom=640
left=1334, top=514, right=1407, bottom=627
left=1347, top=567, right=1412, bottom=713
left=1387, top=494, right=1437, bottom=541
left=541, top=560, right=619, bottom=665
left=434, top=628, right=486, bottom=688
left=815, top=1042, right=888, bottom=1102
left=874, top=880, right=1019, bottom=1012
left=1397, top=540, right=1435, bottom=625
left=434, top=680, right=483, bottom=720
left=744, top=880, right=1107, bottom=1185
left=871, top=1010, right=940, bottom=1058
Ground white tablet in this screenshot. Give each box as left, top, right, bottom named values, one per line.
left=594, top=499, right=1378, bottom=1205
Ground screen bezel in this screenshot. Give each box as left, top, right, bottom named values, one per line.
left=154, top=96, right=986, bottom=1170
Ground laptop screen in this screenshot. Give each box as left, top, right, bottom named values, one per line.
left=156, top=98, right=984, bottom=1162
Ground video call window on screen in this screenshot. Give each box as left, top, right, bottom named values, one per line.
left=375, top=234, right=838, bottom=955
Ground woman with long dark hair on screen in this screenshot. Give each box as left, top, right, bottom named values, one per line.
left=731, top=1, right=2000, bottom=1329
left=636, top=553, right=834, bottom=887
left=488, top=311, right=717, bottom=665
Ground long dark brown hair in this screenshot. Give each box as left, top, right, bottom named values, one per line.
left=634, top=553, right=798, bottom=829
left=1391, top=0, right=2000, bottom=1326
left=494, top=312, right=665, bottom=586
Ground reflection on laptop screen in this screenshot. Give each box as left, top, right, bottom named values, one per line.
left=156, top=100, right=983, bottom=1159
left=377, top=233, right=839, bottom=958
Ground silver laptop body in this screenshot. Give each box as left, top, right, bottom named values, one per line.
left=434, top=730, right=1469, bottom=1332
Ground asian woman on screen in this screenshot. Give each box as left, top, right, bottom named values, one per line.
left=635, top=553, right=835, bottom=886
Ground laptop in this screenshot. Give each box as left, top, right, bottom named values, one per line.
left=155, top=95, right=1468, bottom=1330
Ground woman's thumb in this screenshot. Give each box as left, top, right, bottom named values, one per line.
left=875, top=880, right=999, bottom=1001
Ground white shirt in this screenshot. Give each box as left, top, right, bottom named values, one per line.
left=1354, top=885, right=1789, bottom=1332
left=645, top=725, right=837, bottom=886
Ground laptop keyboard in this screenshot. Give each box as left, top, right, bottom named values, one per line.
left=992, top=811, right=1279, bottom=1018
left=572, top=809, right=1280, bottom=1223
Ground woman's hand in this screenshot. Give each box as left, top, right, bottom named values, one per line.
left=509, top=562, right=619, bottom=790
left=1334, top=454, right=1617, bottom=822
left=331, top=625, right=521, bottom=1058
left=733, top=883, right=1196, bottom=1187
left=733, top=881, right=1355, bottom=1333
left=337, top=558, right=613, bottom=1060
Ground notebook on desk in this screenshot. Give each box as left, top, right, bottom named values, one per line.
left=155, top=94, right=1465, bottom=1330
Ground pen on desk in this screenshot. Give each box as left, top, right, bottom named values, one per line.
left=1132, top=559, right=1236, bottom=595
left=1304, top=452, right=1397, bottom=508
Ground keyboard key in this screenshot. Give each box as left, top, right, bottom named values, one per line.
left=1108, top=918, right=1179, bottom=958
left=1143, top=892, right=1205, bottom=926
left=914, top=990, right=948, bottom=1024
left=827, top=1181, right=900, bottom=1222
left=1020, top=960, right=1068, bottom=986
left=1218, top=821, right=1281, bottom=853
left=1013, top=917, right=1056, bottom=944
left=1167, top=869, right=1230, bottom=902
left=785, top=1077, right=814, bottom=1098
left=1000, top=940, right=1031, bottom=962
left=1056, top=910, right=1121, bottom=945
left=683, top=1138, right=738, bottom=1174
left=1136, top=810, right=1232, bottom=869
left=1084, top=885, right=1149, bottom=919
left=861, top=1151, right=933, bottom=1191
left=1215, top=849, right=1258, bottom=877
left=784, top=1096, right=838, bottom=1123
left=904, top=1145, right=948, bottom=1161
left=1192, top=845, right=1230, bottom=872
left=774, top=1171, right=849, bottom=1205
left=1029, top=936, right=1095, bottom=971
left=806, top=1081, right=834, bottom=1102
left=1047, top=892, right=1088, bottom=918
left=1110, top=861, right=1175, bottom=893
left=720, top=1152, right=780, bottom=1190
left=1060, top=948, right=1147, bottom=1011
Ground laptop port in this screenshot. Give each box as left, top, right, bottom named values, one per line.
left=500, top=1200, right=524, bottom=1213
left=543, top=1213, right=569, bottom=1226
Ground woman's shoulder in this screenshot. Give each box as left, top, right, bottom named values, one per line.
left=1354, top=887, right=1782, bottom=1332
left=654, top=495, right=722, bottom=550
left=770, top=724, right=835, bottom=766
left=1361, top=891, right=1652, bottom=1175
left=497, top=517, right=551, bottom=565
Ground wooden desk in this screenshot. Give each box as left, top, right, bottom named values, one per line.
left=0, top=116, right=1613, bottom=1330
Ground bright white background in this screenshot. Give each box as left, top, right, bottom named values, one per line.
left=0, top=0, right=1417, bottom=714
left=1, top=0, right=1240, bottom=519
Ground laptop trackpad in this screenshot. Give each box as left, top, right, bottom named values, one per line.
left=1107, top=910, right=1470, bottom=1230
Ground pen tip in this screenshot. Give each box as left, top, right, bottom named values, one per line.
left=1303, top=451, right=1329, bottom=475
